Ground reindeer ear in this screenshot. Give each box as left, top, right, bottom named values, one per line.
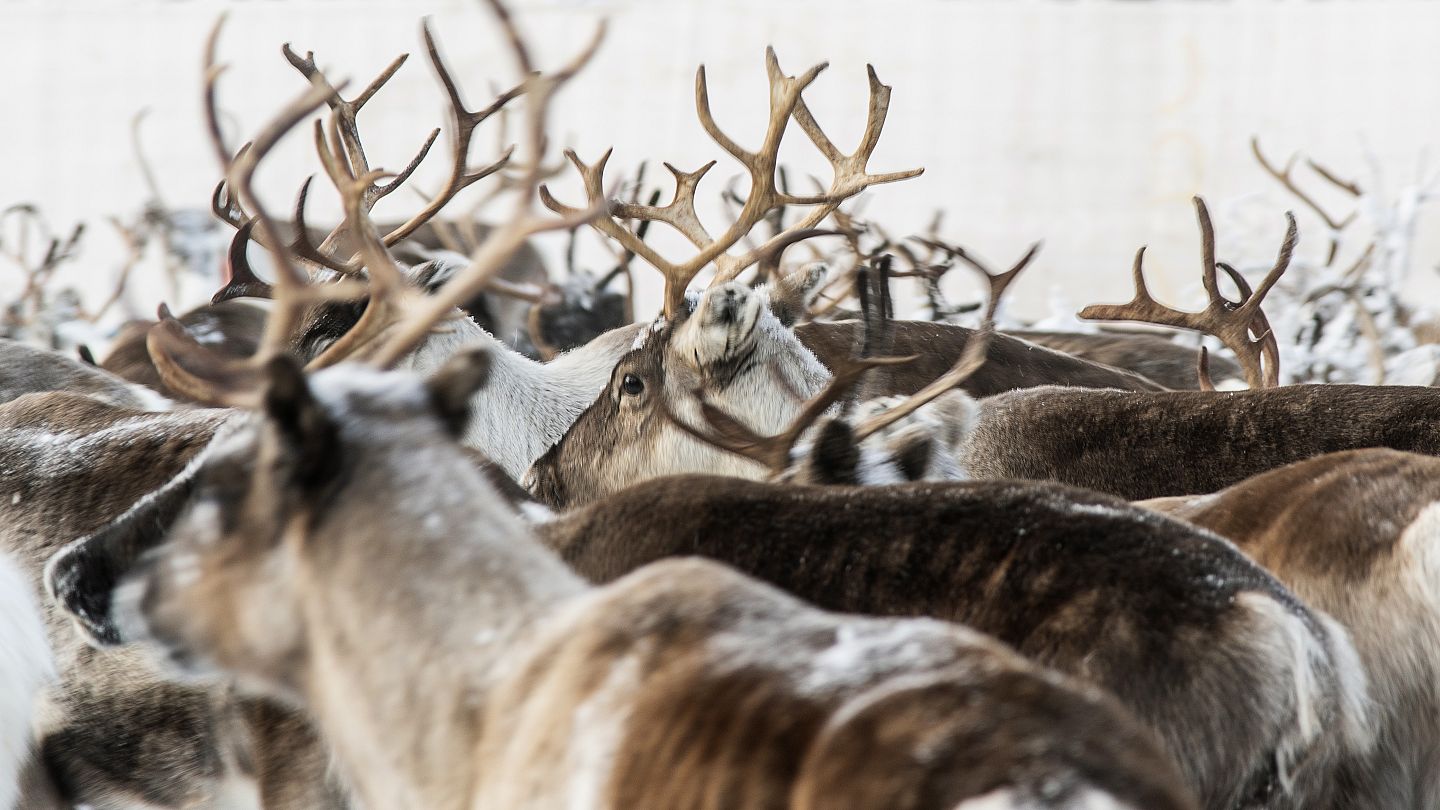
left=806, top=418, right=861, bottom=484
left=891, top=433, right=935, bottom=481
left=769, top=264, right=828, bottom=327
left=426, top=348, right=492, bottom=437
left=262, top=355, right=339, bottom=490
left=45, top=465, right=200, bottom=647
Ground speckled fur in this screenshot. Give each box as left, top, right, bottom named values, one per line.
left=0, top=338, right=171, bottom=411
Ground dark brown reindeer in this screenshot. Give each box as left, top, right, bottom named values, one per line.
left=68, top=9, right=1199, bottom=807
left=1010, top=328, right=1243, bottom=390
left=950, top=197, right=1440, bottom=500
left=1142, top=448, right=1440, bottom=809
left=890, top=232, right=1244, bottom=390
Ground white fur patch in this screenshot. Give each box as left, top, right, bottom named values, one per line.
left=0, top=553, right=54, bottom=810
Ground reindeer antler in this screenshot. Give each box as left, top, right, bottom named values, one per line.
left=541, top=49, right=921, bottom=318
left=1079, top=196, right=1295, bottom=389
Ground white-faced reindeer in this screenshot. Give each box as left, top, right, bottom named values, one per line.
left=69, top=9, right=1204, bottom=808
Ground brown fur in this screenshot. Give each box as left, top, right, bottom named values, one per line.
left=797, top=320, right=1168, bottom=396
left=105, top=358, right=1197, bottom=810
left=534, top=473, right=1370, bottom=809
left=962, top=384, right=1440, bottom=500
left=0, top=392, right=348, bottom=808
left=1144, top=448, right=1440, bottom=809
left=1011, top=330, right=1241, bottom=390
left=100, top=300, right=267, bottom=402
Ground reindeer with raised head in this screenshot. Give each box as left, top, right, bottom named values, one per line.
left=60, top=8, right=1204, bottom=808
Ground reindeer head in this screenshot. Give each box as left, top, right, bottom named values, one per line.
left=110, top=352, right=492, bottom=693
left=526, top=268, right=830, bottom=507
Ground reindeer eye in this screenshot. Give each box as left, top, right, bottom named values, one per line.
left=621, top=374, right=645, bottom=396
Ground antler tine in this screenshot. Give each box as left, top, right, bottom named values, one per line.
left=918, top=238, right=1041, bottom=320
left=131, top=108, right=168, bottom=214
left=848, top=242, right=1030, bottom=442
left=153, top=15, right=370, bottom=405
left=212, top=219, right=275, bottom=304
left=717, top=54, right=923, bottom=283
left=363, top=1, right=607, bottom=368
left=1079, top=197, right=1293, bottom=388
left=1196, top=347, right=1216, bottom=392
left=1215, top=260, right=1278, bottom=384
left=1307, top=157, right=1363, bottom=198
left=665, top=353, right=918, bottom=477
left=277, top=45, right=442, bottom=270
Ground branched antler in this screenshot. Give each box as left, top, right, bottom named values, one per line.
left=542, top=49, right=921, bottom=317
left=1079, top=196, right=1295, bottom=388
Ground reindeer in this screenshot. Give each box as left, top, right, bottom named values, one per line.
left=65, top=7, right=1201, bottom=806
left=100, top=352, right=1199, bottom=810
left=882, top=230, right=1243, bottom=390
left=1009, top=328, right=1243, bottom=389
left=99, top=298, right=266, bottom=403
left=1141, top=448, right=1440, bottom=809
left=0, top=386, right=349, bottom=808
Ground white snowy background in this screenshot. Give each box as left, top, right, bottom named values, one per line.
left=2, top=0, right=1438, bottom=333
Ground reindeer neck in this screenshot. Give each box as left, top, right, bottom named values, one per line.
left=295, top=432, right=587, bottom=808
left=455, top=321, right=645, bottom=479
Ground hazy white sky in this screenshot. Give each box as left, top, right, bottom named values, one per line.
left=3, top=0, right=1438, bottom=322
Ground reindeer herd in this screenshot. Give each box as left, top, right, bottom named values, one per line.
left=5, top=2, right=1440, bottom=808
